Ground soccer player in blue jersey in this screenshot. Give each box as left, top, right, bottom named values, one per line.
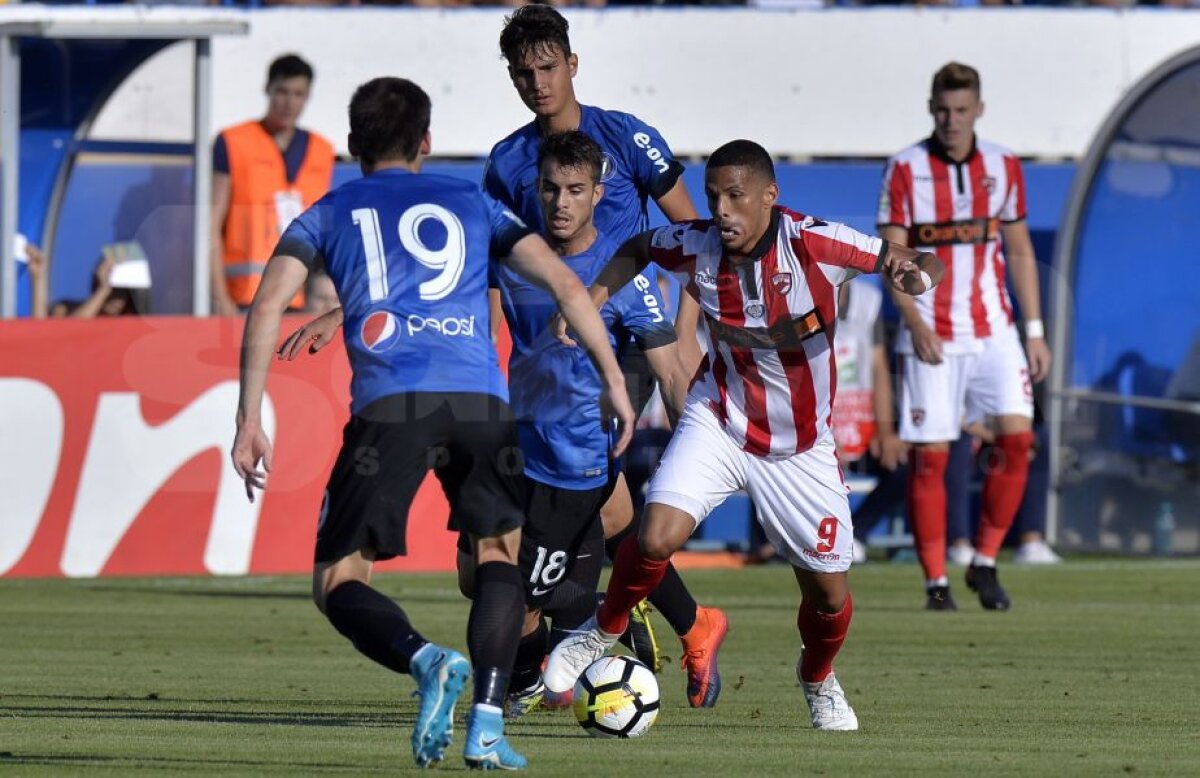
left=485, top=131, right=689, bottom=716
left=487, top=5, right=728, bottom=709
left=231, top=77, right=634, bottom=771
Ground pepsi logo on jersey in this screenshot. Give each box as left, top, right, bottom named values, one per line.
left=361, top=310, right=477, bottom=353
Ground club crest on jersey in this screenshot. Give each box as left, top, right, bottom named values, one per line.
left=771, top=272, right=793, bottom=295
left=744, top=301, right=765, bottom=319
left=910, top=409, right=926, bottom=427
left=982, top=175, right=997, bottom=193
left=600, top=152, right=617, bottom=182
left=361, top=311, right=402, bottom=353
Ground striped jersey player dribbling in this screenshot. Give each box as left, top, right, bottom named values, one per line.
left=542, top=139, right=945, bottom=733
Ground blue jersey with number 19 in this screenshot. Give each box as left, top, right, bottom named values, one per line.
left=276, top=168, right=532, bottom=414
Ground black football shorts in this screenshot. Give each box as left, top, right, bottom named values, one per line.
left=315, top=392, right=526, bottom=564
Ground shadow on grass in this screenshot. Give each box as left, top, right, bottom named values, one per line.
left=0, top=753, right=363, bottom=771
left=0, top=702, right=410, bottom=729
left=83, top=585, right=310, bottom=601
left=82, top=585, right=462, bottom=607
left=1, top=693, right=427, bottom=711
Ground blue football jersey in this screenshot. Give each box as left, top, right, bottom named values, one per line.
left=483, top=105, right=684, bottom=245
left=492, top=232, right=677, bottom=489
left=277, top=168, right=532, bottom=414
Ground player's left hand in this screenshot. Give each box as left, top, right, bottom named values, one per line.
left=548, top=312, right=577, bottom=348
left=231, top=421, right=273, bottom=503
left=600, top=378, right=636, bottom=458
left=1025, top=337, right=1052, bottom=383
left=278, top=308, right=344, bottom=360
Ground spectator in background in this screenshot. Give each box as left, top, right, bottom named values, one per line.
left=210, top=54, right=334, bottom=316
left=46, top=253, right=150, bottom=318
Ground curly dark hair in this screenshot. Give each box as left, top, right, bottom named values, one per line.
left=348, top=77, right=431, bottom=165
left=537, top=131, right=603, bottom=183
left=500, top=5, right=571, bottom=64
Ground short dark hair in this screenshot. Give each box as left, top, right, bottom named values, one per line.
left=538, top=131, right=603, bottom=183
left=931, top=62, right=981, bottom=96
left=348, top=77, right=431, bottom=165
left=706, top=139, right=775, bottom=183
left=267, top=54, right=313, bottom=87
left=500, top=5, right=572, bottom=64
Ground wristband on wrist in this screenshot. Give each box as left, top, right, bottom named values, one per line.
left=1024, top=319, right=1045, bottom=339
left=918, top=270, right=932, bottom=292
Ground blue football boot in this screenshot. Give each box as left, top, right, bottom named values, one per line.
left=410, top=645, right=470, bottom=767
left=463, top=704, right=527, bottom=770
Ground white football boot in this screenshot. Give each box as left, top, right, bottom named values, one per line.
left=542, top=616, right=618, bottom=694
left=797, top=657, right=859, bottom=731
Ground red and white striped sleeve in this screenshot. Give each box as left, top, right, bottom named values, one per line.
left=1001, top=154, right=1028, bottom=223
left=797, top=218, right=887, bottom=279
left=877, top=158, right=912, bottom=229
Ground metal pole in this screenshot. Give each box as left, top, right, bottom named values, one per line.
left=192, top=37, right=212, bottom=317
left=0, top=35, right=20, bottom=319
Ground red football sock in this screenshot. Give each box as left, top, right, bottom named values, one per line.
left=596, top=534, right=669, bottom=636
left=908, top=447, right=950, bottom=582
left=975, top=431, right=1034, bottom=559
left=797, top=594, right=854, bottom=683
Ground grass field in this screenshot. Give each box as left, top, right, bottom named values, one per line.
left=3, top=560, right=1199, bottom=776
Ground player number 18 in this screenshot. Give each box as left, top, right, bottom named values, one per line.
left=351, top=204, right=466, bottom=302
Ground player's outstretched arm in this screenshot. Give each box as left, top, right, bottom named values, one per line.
left=549, top=232, right=654, bottom=348
left=278, top=306, right=344, bottom=361
left=233, top=254, right=308, bottom=502
left=1000, top=220, right=1052, bottom=383
left=592, top=232, right=654, bottom=306
left=506, top=233, right=637, bottom=457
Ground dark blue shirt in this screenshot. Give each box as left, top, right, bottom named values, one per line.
left=493, top=232, right=676, bottom=489
left=277, top=169, right=532, bottom=414
left=483, top=105, right=684, bottom=245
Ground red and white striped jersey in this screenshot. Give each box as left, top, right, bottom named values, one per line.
left=878, top=136, right=1025, bottom=354
left=648, top=206, right=885, bottom=458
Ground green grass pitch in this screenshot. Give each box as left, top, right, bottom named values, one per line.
left=2, top=560, right=1198, bottom=775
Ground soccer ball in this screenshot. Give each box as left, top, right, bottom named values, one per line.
left=572, top=655, right=660, bottom=738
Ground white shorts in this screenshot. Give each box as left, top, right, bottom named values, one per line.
left=898, top=324, right=1034, bottom=443
left=646, top=403, right=852, bottom=573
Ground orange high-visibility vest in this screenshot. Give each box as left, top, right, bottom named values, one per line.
left=220, top=120, right=334, bottom=308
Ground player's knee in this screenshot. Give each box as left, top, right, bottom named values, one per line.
left=637, top=531, right=677, bottom=562
left=813, top=589, right=849, bottom=613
